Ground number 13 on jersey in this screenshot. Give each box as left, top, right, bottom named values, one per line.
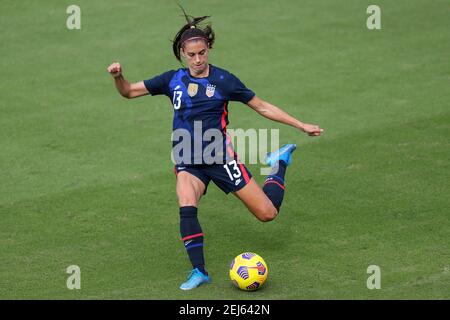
left=172, top=86, right=182, bottom=110
left=223, top=160, right=242, bottom=181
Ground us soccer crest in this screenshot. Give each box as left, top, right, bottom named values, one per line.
left=206, top=84, right=216, bottom=98
left=187, top=83, right=198, bottom=97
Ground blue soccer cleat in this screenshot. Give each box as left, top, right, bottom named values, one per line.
left=265, top=144, right=297, bottom=167
left=179, top=268, right=211, bottom=290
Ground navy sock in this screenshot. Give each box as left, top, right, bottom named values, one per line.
left=263, top=160, right=287, bottom=211
left=179, top=206, right=207, bottom=275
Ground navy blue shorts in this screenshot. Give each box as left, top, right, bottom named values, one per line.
left=174, top=158, right=253, bottom=194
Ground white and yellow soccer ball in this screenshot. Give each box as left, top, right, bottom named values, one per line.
left=229, top=252, right=268, bottom=291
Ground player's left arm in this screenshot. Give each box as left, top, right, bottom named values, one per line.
left=247, top=96, right=324, bottom=136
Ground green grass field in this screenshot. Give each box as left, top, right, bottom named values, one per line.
left=1, top=0, right=449, bottom=299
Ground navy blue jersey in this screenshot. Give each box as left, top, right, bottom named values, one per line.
left=143, top=65, right=255, bottom=165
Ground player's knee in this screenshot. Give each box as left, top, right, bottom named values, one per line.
left=178, top=196, right=198, bottom=207
left=255, top=205, right=278, bottom=222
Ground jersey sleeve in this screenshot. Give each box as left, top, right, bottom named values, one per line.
left=228, top=73, right=256, bottom=103
left=143, top=70, right=175, bottom=96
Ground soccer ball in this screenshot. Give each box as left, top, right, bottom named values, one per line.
left=229, top=252, right=268, bottom=291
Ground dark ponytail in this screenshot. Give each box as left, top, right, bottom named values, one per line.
left=172, top=5, right=215, bottom=61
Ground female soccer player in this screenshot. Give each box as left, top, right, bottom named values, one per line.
left=107, top=12, right=323, bottom=290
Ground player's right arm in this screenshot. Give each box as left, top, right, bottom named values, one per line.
left=107, top=62, right=149, bottom=99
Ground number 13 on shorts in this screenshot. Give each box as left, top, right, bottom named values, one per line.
left=223, top=160, right=242, bottom=181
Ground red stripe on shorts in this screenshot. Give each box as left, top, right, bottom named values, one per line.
left=238, top=163, right=250, bottom=183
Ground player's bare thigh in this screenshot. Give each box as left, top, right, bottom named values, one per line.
left=176, top=171, right=206, bottom=207
left=233, top=178, right=277, bottom=222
